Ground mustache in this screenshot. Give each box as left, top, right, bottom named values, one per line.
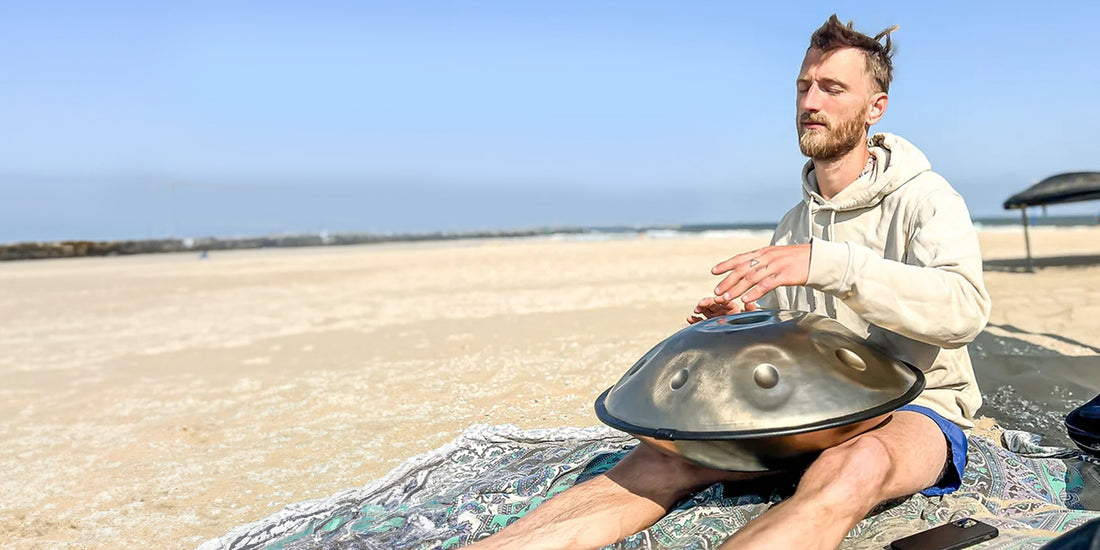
left=799, top=112, right=830, bottom=126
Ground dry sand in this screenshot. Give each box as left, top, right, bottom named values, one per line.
left=2, top=225, right=1099, bottom=549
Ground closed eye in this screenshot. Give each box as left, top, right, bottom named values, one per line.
left=819, top=79, right=848, bottom=94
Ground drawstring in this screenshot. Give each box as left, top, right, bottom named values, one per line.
left=805, top=202, right=839, bottom=316
left=824, top=209, right=838, bottom=318
left=806, top=203, right=817, bottom=311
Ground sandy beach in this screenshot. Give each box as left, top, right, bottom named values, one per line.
left=2, top=225, right=1099, bottom=549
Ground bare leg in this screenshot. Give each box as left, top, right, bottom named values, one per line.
left=466, top=441, right=766, bottom=550
left=718, top=411, right=949, bottom=550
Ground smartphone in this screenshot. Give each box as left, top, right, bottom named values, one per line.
left=889, top=518, right=999, bottom=550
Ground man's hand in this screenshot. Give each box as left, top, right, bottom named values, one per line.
left=711, top=243, right=812, bottom=305
left=686, top=296, right=758, bottom=324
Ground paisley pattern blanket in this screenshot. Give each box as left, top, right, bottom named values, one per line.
left=198, top=424, right=1100, bottom=550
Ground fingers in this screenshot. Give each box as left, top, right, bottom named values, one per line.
left=698, top=244, right=808, bottom=322
left=742, top=255, right=794, bottom=301
left=712, top=249, right=760, bottom=275
left=689, top=294, right=755, bottom=325
left=694, top=296, right=717, bottom=311
left=741, top=274, right=781, bottom=303
left=700, top=302, right=736, bottom=318
left=714, top=251, right=777, bottom=301
left=738, top=243, right=810, bottom=302
left=706, top=301, right=740, bottom=317
left=688, top=301, right=724, bottom=324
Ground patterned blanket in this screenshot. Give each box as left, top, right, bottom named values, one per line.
left=198, top=424, right=1100, bottom=550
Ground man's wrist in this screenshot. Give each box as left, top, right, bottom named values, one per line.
left=806, top=238, right=851, bottom=293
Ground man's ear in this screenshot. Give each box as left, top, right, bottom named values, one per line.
left=866, top=92, right=888, bottom=125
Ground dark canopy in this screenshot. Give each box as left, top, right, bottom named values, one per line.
left=1003, top=172, right=1100, bottom=209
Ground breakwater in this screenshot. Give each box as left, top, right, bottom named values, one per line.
left=0, top=229, right=580, bottom=261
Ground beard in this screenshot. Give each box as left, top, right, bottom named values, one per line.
left=797, top=109, right=866, bottom=160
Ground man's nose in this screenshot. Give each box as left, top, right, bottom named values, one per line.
left=799, top=86, right=824, bottom=112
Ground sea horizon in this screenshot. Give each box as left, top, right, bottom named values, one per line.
left=3, top=213, right=1096, bottom=262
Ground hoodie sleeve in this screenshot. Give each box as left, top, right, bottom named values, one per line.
left=805, top=188, right=991, bottom=348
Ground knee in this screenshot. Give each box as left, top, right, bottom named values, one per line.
left=800, top=435, right=894, bottom=510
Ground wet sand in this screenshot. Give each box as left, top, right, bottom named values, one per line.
left=2, top=226, right=1099, bottom=549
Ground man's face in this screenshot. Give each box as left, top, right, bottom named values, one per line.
left=796, top=48, right=877, bottom=160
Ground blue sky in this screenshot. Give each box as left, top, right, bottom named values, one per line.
left=1, top=1, right=1097, bottom=242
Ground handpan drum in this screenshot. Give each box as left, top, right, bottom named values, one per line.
left=594, top=310, right=925, bottom=471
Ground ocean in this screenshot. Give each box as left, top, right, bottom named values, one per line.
left=2, top=176, right=1097, bottom=249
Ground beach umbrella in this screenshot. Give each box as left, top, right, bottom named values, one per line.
left=1003, top=172, right=1100, bottom=272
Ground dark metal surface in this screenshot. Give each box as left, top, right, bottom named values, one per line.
left=1003, top=171, right=1100, bottom=209
left=1067, top=393, right=1100, bottom=457
left=594, top=310, right=924, bottom=471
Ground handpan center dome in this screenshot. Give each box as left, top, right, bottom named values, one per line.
left=595, top=310, right=924, bottom=471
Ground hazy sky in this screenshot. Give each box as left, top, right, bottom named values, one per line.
left=2, top=1, right=1097, bottom=242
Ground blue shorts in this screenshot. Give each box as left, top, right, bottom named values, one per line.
left=897, top=404, right=967, bottom=496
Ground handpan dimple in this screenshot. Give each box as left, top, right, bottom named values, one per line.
left=836, top=348, right=867, bottom=371
left=670, top=369, right=689, bottom=390
left=753, top=363, right=779, bottom=389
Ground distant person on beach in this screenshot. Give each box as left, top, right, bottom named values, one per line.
left=468, top=15, right=990, bottom=550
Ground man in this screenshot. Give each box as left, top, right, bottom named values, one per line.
left=468, top=15, right=990, bottom=550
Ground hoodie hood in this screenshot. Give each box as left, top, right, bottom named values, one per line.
left=801, top=133, right=932, bottom=212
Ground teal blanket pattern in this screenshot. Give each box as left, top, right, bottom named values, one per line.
left=198, top=424, right=1100, bottom=550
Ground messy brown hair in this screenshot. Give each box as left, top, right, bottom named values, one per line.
left=809, top=14, right=898, bottom=93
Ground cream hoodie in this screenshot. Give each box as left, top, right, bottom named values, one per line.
left=759, top=133, right=991, bottom=429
